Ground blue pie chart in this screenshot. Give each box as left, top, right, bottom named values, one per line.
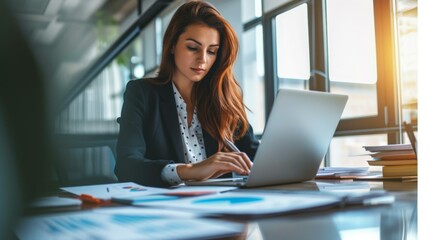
left=193, top=196, right=263, bottom=205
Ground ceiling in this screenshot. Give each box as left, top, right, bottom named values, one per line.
left=10, top=0, right=137, bottom=45
left=7, top=0, right=139, bottom=102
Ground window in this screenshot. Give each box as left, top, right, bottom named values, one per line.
left=275, top=4, right=310, bottom=90
left=395, top=0, right=417, bottom=125
left=329, top=134, right=386, bottom=170
left=51, top=0, right=415, bottom=172
left=264, top=0, right=296, bottom=13
left=55, top=8, right=165, bottom=134
left=142, top=21, right=157, bottom=73
left=241, top=0, right=265, bottom=134
left=242, top=0, right=262, bottom=22
left=242, top=25, right=266, bottom=134
left=326, top=0, right=378, bottom=118
left=10, top=0, right=139, bottom=101
left=56, top=37, right=142, bottom=134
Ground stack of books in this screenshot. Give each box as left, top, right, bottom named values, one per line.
left=363, top=144, right=417, bottom=178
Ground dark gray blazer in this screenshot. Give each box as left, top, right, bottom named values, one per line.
left=115, top=79, right=260, bottom=187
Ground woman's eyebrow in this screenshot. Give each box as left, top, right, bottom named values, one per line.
left=185, top=38, right=219, bottom=47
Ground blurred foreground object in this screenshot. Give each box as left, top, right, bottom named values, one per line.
left=0, top=0, right=56, bottom=238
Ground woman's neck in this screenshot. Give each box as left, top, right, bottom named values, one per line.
left=172, top=79, right=194, bottom=105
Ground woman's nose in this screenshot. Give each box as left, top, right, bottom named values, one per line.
left=197, top=51, right=207, bottom=63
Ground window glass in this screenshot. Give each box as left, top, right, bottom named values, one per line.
left=161, top=7, right=175, bottom=35
left=264, top=0, right=295, bottom=13
left=143, top=21, right=157, bottom=72
left=56, top=27, right=146, bottom=134
left=329, top=134, right=387, bottom=170
left=10, top=0, right=139, bottom=100
left=326, top=0, right=378, bottom=118
left=242, top=25, right=265, bottom=134
left=395, top=0, right=417, bottom=124
left=155, top=18, right=163, bottom=66
left=330, top=83, right=378, bottom=119
left=275, top=4, right=310, bottom=90
left=242, top=0, right=262, bottom=22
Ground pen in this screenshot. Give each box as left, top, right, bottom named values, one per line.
left=225, top=139, right=240, bottom=152
left=106, top=187, right=110, bottom=192
left=80, top=194, right=102, bottom=204
left=226, top=139, right=252, bottom=177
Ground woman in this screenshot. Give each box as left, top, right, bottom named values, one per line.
left=115, top=0, right=259, bottom=187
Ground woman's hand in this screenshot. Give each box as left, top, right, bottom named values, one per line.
left=177, top=152, right=253, bottom=181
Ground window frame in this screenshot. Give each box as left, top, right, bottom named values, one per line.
left=257, top=0, right=398, bottom=142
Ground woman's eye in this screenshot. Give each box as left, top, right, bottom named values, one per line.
left=187, top=46, right=198, bottom=51
left=208, top=50, right=216, bottom=55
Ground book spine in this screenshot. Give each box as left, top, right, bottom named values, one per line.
left=367, top=159, right=417, bottom=166
left=382, top=165, right=417, bottom=177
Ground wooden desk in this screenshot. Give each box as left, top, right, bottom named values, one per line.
left=22, top=180, right=417, bottom=239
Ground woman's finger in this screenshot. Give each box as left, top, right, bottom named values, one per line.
left=220, top=152, right=251, bottom=174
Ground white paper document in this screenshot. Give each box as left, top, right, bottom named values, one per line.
left=15, top=207, right=244, bottom=240
left=317, top=167, right=369, bottom=177
left=316, top=181, right=371, bottom=193
left=363, top=143, right=413, bottom=152
left=60, top=182, right=167, bottom=200
left=128, top=192, right=341, bottom=216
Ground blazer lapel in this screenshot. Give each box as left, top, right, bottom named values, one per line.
left=159, top=83, right=185, bottom=164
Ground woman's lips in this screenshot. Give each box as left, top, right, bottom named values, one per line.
left=191, top=67, right=205, bottom=74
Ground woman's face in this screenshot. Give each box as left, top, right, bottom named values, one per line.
left=172, top=23, right=219, bottom=85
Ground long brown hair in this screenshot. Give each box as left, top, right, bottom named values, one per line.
left=156, top=0, right=248, bottom=151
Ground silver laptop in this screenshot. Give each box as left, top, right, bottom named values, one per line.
left=185, top=89, right=348, bottom=187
